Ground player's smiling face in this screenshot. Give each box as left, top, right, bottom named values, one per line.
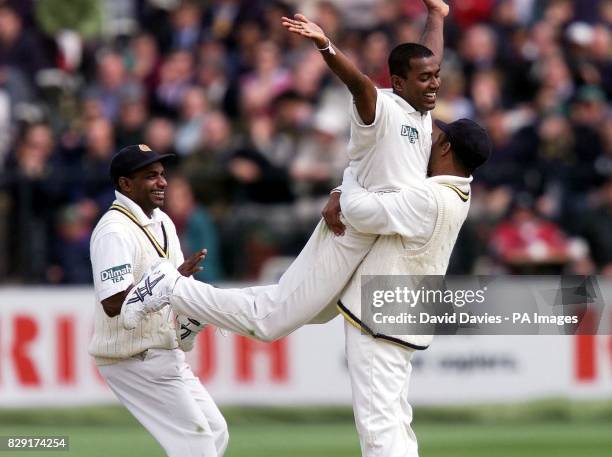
left=121, top=161, right=167, bottom=216
left=392, top=56, right=441, bottom=113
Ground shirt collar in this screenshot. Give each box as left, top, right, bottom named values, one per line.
left=427, top=175, right=473, bottom=192
left=114, top=190, right=162, bottom=226
left=380, top=89, right=417, bottom=114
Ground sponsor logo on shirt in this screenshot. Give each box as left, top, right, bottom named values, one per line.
left=401, top=125, right=419, bottom=143
left=101, top=264, right=132, bottom=283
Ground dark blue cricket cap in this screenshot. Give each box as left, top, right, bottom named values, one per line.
left=110, top=144, right=175, bottom=181
left=434, top=118, right=492, bottom=171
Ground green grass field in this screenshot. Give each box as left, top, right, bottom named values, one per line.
left=2, top=404, right=612, bottom=457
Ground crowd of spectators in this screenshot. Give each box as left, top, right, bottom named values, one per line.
left=0, top=0, right=610, bottom=284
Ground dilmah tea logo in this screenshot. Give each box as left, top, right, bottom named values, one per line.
left=101, top=264, right=132, bottom=283
left=400, top=125, right=419, bottom=143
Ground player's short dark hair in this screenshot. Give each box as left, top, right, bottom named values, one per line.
left=388, top=43, right=435, bottom=78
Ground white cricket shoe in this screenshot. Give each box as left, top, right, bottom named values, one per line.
left=120, top=259, right=181, bottom=330
left=176, top=314, right=206, bottom=352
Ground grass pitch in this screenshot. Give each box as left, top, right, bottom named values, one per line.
left=2, top=405, right=612, bottom=457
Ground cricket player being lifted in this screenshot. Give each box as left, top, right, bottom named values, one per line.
left=122, top=1, right=490, bottom=455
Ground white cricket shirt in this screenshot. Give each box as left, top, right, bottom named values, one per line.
left=346, top=88, right=432, bottom=192
left=89, top=191, right=183, bottom=364
left=91, top=191, right=182, bottom=301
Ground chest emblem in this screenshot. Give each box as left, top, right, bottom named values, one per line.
left=401, top=125, right=419, bottom=143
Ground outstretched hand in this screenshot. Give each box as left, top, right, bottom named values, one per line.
left=422, top=0, right=450, bottom=17
left=281, top=14, right=328, bottom=48
left=178, top=249, right=206, bottom=277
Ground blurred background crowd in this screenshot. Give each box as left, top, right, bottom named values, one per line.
left=0, top=0, right=610, bottom=284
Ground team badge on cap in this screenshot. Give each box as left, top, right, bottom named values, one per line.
left=139, top=144, right=152, bottom=152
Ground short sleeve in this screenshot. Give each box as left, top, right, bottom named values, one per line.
left=349, top=89, right=391, bottom=140
left=91, top=231, right=136, bottom=301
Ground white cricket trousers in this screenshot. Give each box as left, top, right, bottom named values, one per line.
left=98, top=348, right=228, bottom=457
left=344, top=321, right=418, bottom=457
left=170, top=220, right=377, bottom=340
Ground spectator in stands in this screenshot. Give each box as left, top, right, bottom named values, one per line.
left=154, top=49, right=194, bottom=116
left=180, top=110, right=233, bottom=205
left=361, top=31, right=392, bottom=88
left=290, top=109, right=348, bottom=199
left=87, top=50, right=140, bottom=122
left=451, top=0, right=495, bottom=29
left=224, top=112, right=295, bottom=205
left=490, top=195, right=578, bottom=273
left=312, top=1, right=343, bottom=43
left=434, top=69, right=474, bottom=121
left=201, top=0, right=260, bottom=45
left=195, top=40, right=235, bottom=113
left=578, top=179, right=612, bottom=272
left=165, top=174, right=223, bottom=282
left=71, top=118, right=116, bottom=212
left=170, top=1, right=203, bottom=51
left=240, top=41, right=292, bottom=118
left=0, top=62, right=34, bottom=164
left=0, top=4, right=49, bottom=79
left=536, top=53, right=575, bottom=104
left=476, top=110, right=529, bottom=189
left=565, top=86, right=607, bottom=194
left=175, top=86, right=210, bottom=156
left=289, top=48, right=328, bottom=101
left=144, top=117, right=177, bottom=157
left=589, top=25, right=612, bottom=97
left=470, top=69, right=503, bottom=116
left=47, top=204, right=93, bottom=284
left=594, top=115, right=612, bottom=178
left=542, top=0, right=574, bottom=27
left=4, top=123, right=60, bottom=281
left=126, top=33, right=161, bottom=93
left=115, top=94, right=149, bottom=147
left=459, top=24, right=498, bottom=86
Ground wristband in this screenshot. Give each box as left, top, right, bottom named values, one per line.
left=316, top=39, right=336, bottom=55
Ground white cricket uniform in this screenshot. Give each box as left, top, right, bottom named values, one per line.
left=339, top=170, right=472, bottom=457
left=167, top=89, right=433, bottom=340
left=90, top=191, right=228, bottom=457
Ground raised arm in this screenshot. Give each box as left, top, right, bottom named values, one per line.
left=282, top=14, right=377, bottom=125
left=420, top=0, right=449, bottom=65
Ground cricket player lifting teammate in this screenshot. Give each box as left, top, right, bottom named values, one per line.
left=119, top=1, right=492, bottom=456
left=89, top=145, right=227, bottom=457
left=121, top=0, right=450, bottom=342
